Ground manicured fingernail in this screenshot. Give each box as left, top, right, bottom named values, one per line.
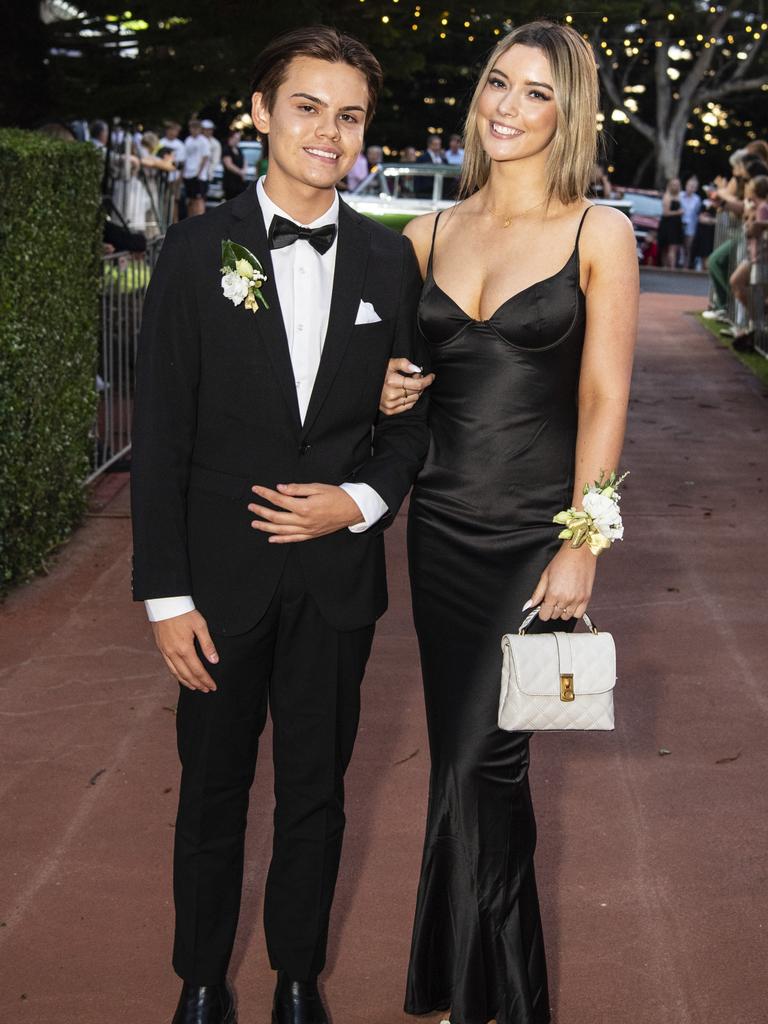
left=209, top=654, right=219, bottom=663
left=408, top=363, right=422, bottom=372
left=522, top=599, right=533, bottom=611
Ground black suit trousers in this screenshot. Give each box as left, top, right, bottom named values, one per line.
left=171, top=551, right=375, bottom=984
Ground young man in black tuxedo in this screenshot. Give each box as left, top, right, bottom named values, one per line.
left=131, top=27, right=430, bottom=1024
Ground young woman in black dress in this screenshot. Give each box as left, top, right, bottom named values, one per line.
left=221, top=128, right=248, bottom=200
left=658, top=177, right=685, bottom=268
left=380, top=20, right=638, bottom=1024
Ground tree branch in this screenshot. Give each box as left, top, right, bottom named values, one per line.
left=697, top=75, right=768, bottom=103
left=595, top=51, right=655, bottom=142
left=731, top=35, right=766, bottom=81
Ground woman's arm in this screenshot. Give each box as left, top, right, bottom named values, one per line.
left=714, top=189, right=744, bottom=216
left=378, top=214, right=438, bottom=415
left=529, top=205, right=639, bottom=621
left=571, top=210, right=638, bottom=502
left=141, top=153, right=176, bottom=173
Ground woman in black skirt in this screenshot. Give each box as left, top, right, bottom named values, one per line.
left=658, top=177, right=685, bottom=268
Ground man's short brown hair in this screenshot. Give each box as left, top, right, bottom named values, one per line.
left=250, top=26, right=383, bottom=130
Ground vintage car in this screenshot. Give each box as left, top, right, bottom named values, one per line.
left=344, top=162, right=461, bottom=231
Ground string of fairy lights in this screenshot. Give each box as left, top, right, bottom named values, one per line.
left=361, top=2, right=767, bottom=160
left=363, top=2, right=767, bottom=48
left=97, top=5, right=766, bottom=160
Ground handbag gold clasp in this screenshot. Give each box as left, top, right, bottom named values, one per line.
left=560, top=673, right=575, bottom=702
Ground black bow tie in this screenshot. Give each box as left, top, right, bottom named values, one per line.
left=268, top=215, right=337, bottom=255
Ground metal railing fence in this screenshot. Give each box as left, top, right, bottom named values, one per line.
left=111, top=167, right=174, bottom=238
left=87, top=236, right=163, bottom=483
left=753, top=235, right=767, bottom=360
left=710, top=210, right=767, bottom=358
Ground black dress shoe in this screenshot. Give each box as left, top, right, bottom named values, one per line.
left=172, top=982, right=236, bottom=1024
left=272, top=972, right=328, bottom=1024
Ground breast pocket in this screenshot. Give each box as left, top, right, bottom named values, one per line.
left=352, top=316, right=394, bottom=335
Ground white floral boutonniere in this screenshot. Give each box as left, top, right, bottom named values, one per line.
left=220, top=239, right=269, bottom=313
left=553, top=469, right=629, bottom=556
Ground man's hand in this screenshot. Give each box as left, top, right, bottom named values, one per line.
left=151, top=610, right=219, bottom=692
left=249, top=483, right=363, bottom=544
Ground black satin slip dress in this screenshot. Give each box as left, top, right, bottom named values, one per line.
left=405, top=204, right=594, bottom=1024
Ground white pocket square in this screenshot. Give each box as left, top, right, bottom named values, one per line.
left=355, top=300, right=382, bottom=325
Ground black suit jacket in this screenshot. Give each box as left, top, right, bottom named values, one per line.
left=130, top=184, right=429, bottom=635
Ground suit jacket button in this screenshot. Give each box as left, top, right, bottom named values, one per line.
left=299, top=442, right=312, bottom=455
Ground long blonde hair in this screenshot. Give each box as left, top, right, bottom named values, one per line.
left=459, top=21, right=600, bottom=205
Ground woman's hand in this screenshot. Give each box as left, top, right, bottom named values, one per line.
left=379, top=357, right=435, bottom=416
left=527, top=543, right=597, bottom=622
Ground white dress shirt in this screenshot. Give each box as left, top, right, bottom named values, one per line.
left=145, top=176, right=388, bottom=623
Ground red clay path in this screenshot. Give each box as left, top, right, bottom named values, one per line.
left=1, top=291, right=766, bottom=1024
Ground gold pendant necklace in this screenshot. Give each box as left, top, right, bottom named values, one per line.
left=490, top=198, right=546, bottom=228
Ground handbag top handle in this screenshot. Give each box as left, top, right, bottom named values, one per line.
left=518, top=606, right=599, bottom=636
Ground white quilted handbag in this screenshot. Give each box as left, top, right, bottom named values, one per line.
left=499, top=606, right=616, bottom=731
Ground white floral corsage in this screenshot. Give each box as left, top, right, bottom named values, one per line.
left=553, top=469, right=629, bottom=556
left=220, top=239, right=269, bottom=313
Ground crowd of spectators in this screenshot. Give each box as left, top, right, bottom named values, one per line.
left=85, top=120, right=465, bottom=231
left=39, top=115, right=768, bottom=349
left=700, top=140, right=768, bottom=351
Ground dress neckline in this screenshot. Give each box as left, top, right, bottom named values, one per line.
left=424, top=203, right=593, bottom=325
left=428, top=248, right=580, bottom=325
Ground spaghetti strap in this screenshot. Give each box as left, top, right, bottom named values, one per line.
left=574, top=203, right=595, bottom=249
left=426, top=211, right=444, bottom=275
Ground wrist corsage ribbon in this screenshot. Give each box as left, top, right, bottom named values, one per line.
left=220, top=239, right=269, bottom=313
left=553, top=469, right=628, bottom=556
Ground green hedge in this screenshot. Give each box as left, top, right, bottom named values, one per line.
left=0, top=129, right=103, bottom=592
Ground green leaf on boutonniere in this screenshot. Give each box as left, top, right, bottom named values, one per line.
left=222, top=239, right=264, bottom=271
left=220, top=238, right=269, bottom=312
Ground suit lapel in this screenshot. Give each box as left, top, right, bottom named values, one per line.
left=301, top=201, right=370, bottom=439
left=228, top=184, right=302, bottom=433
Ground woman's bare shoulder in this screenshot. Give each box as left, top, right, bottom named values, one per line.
left=403, top=211, right=439, bottom=248
left=580, top=204, right=638, bottom=286
left=403, top=212, right=440, bottom=274
left=582, top=203, right=636, bottom=252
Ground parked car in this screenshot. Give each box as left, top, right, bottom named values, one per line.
left=617, top=188, right=663, bottom=243
left=346, top=162, right=633, bottom=232
left=344, top=162, right=460, bottom=230
left=207, top=139, right=264, bottom=203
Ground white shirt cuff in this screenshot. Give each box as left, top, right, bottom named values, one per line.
left=145, top=596, right=196, bottom=622
left=339, top=482, right=388, bottom=533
